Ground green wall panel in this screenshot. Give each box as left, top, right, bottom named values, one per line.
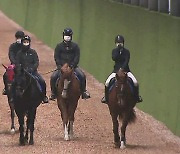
left=0, top=0, right=180, bottom=136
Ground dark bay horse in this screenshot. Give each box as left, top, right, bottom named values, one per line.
left=13, top=65, right=42, bottom=145
left=57, top=63, right=81, bottom=141
left=2, top=64, right=16, bottom=134
left=108, top=69, right=137, bottom=149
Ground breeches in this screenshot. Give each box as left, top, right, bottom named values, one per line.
left=105, top=72, right=138, bottom=87
left=50, top=67, right=87, bottom=92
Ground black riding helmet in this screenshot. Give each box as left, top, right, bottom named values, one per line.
left=63, top=28, right=73, bottom=36
left=15, top=31, right=24, bottom=38
left=115, top=35, right=124, bottom=44
left=22, top=35, right=31, bottom=43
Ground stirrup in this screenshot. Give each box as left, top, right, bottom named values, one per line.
left=137, top=96, right=143, bottom=103
left=49, top=94, right=56, bottom=101
left=101, top=96, right=107, bottom=104
left=82, top=91, right=90, bottom=99
left=42, top=96, right=49, bottom=104
left=2, top=88, right=7, bottom=95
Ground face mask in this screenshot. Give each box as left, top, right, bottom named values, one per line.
left=64, top=36, right=71, bottom=42
left=116, top=43, right=124, bottom=47
left=23, top=42, right=30, bottom=46
left=16, top=38, right=21, bottom=44
left=22, top=41, right=30, bottom=51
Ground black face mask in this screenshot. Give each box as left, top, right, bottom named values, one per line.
left=22, top=45, right=30, bottom=51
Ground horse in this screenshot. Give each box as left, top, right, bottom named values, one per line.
left=108, top=68, right=137, bottom=149
left=13, top=65, right=42, bottom=145
left=2, top=64, right=16, bottom=134
left=57, top=63, right=81, bottom=141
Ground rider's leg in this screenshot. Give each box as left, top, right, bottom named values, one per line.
left=127, top=72, right=143, bottom=103
left=49, top=70, right=60, bottom=101
left=101, top=73, right=116, bottom=103
left=35, top=72, right=49, bottom=103
left=75, top=67, right=90, bottom=99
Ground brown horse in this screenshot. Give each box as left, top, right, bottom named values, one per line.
left=3, top=64, right=16, bottom=134
left=57, top=63, right=81, bottom=141
left=108, top=68, right=137, bottom=149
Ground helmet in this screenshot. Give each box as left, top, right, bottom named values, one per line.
left=22, top=35, right=31, bottom=42
left=115, top=35, right=124, bottom=44
left=63, top=28, right=73, bottom=36
left=15, top=31, right=24, bottom=38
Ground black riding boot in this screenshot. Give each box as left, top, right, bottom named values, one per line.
left=2, top=73, right=7, bottom=95
left=81, top=78, right=90, bottom=99
left=101, top=86, right=109, bottom=104
left=134, top=85, right=143, bottom=103
left=49, top=79, right=57, bottom=101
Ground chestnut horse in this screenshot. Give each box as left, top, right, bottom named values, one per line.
left=2, top=64, right=16, bottom=134
left=57, top=63, right=81, bottom=141
left=108, top=69, right=137, bottom=149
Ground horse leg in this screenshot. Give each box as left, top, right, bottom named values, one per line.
left=24, top=112, right=30, bottom=144
left=62, top=110, right=70, bottom=141
left=9, top=102, right=15, bottom=134
left=28, top=108, right=37, bottom=145
left=111, top=113, right=120, bottom=148
left=68, top=121, right=74, bottom=140
left=68, top=102, right=77, bottom=140
left=120, top=116, right=128, bottom=149
left=18, top=113, right=25, bottom=146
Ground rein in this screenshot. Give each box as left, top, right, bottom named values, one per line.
left=41, top=68, right=58, bottom=75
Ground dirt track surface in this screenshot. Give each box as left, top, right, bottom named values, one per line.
left=0, top=11, right=180, bottom=154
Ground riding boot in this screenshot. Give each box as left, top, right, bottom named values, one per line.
left=2, top=88, right=7, bottom=95
left=101, top=86, right=109, bottom=104
left=2, top=73, right=7, bottom=95
left=134, top=85, right=143, bottom=103
left=49, top=78, right=57, bottom=101
left=41, top=85, right=49, bottom=104
left=42, top=94, right=49, bottom=104
left=81, top=78, right=90, bottom=99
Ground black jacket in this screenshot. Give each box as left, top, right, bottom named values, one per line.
left=112, top=46, right=130, bottom=72
left=8, top=43, right=22, bottom=64
left=54, top=41, right=80, bottom=68
left=16, top=48, right=39, bottom=72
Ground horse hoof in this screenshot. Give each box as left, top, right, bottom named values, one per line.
left=19, top=141, right=25, bottom=146
left=29, top=140, right=34, bottom=145
left=64, top=136, right=70, bottom=141
left=114, top=142, right=120, bottom=148
left=120, top=141, right=126, bottom=149
left=10, top=128, right=15, bottom=134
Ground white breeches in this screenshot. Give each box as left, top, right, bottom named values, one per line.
left=105, top=72, right=138, bottom=87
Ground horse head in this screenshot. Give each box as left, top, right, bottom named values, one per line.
left=14, top=65, right=31, bottom=98
left=115, top=68, right=128, bottom=106
left=60, top=63, right=73, bottom=98
left=3, top=64, right=15, bottom=93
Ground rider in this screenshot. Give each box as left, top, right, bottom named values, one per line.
left=15, top=35, right=49, bottom=103
left=2, top=30, right=24, bottom=95
left=101, top=35, right=143, bottom=103
left=49, top=28, right=91, bottom=101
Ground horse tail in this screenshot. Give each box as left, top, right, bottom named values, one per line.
left=118, top=109, right=136, bottom=124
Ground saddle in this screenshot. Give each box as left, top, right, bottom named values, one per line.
left=108, top=77, right=135, bottom=96
left=55, top=72, right=80, bottom=88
